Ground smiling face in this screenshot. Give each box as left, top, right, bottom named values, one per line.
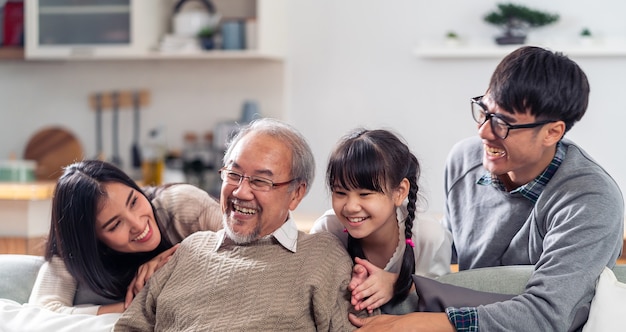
left=220, top=132, right=306, bottom=243
left=478, top=95, right=564, bottom=188
left=94, top=182, right=161, bottom=253
left=331, top=178, right=408, bottom=241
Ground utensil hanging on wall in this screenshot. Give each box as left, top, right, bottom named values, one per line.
left=94, top=93, right=104, bottom=160
left=131, top=91, right=142, bottom=170
left=89, top=90, right=150, bottom=168
left=110, top=91, right=122, bottom=167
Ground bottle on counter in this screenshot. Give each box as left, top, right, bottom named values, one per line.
left=141, top=127, right=166, bottom=186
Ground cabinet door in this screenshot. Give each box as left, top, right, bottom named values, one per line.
left=38, top=0, right=131, bottom=46
left=25, top=0, right=165, bottom=59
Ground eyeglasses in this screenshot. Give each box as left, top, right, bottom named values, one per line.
left=219, top=167, right=295, bottom=192
left=471, top=95, right=556, bottom=139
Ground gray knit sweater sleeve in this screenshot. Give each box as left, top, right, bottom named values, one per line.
left=444, top=137, right=624, bottom=331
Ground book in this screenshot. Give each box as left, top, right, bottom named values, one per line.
left=2, top=0, right=23, bottom=46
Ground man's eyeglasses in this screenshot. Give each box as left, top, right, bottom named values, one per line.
left=471, top=95, right=556, bottom=139
left=219, top=167, right=295, bottom=192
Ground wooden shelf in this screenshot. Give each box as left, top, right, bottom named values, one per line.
left=13, top=49, right=283, bottom=61
left=0, top=47, right=25, bottom=60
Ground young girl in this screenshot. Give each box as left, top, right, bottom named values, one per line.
left=310, top=128, right=452, bottom=314
left=28, top=159, right=222, bottom=315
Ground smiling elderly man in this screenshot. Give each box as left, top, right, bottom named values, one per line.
left=115, top=118, right=369, bottom=331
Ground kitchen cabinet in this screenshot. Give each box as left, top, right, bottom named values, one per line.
left=25, top=0, right=166, bottom=59
left=18, top=0, right=286, bottom=61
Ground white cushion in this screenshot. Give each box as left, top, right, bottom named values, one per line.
left=0, top=298, right=120, bottom=332
left=582, top=267, right=626, bottom=332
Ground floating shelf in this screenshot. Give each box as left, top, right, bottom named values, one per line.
left=413, top=39, right=626, bottom=59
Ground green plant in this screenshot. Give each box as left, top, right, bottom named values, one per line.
left=580, top=28, right=592, bottom=37
left=446, top=31, right=459, bottom=39
left=197, top=26, right=216, bottom=38
left=484, top=3, right=559, bottom=37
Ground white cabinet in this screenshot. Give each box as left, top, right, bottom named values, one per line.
left=25, top=0, right=166, bottom=59
left=24, top=0, right=287, bottom=60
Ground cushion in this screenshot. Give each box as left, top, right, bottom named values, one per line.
left=0, top=298, right=120, bottom=332
left=0, top=255, right=44, bottom=303
left=582, top=267, right=626, bottom=332
left=412, top=274, right=515, bottom=312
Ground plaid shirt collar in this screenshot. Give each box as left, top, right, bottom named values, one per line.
left=477, top=141, right=565, bottom=203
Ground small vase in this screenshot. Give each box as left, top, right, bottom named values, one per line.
left=199, top=37, right=215, bottom=50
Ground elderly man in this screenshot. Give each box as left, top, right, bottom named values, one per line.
left=115, top=118, right=366, bottom=331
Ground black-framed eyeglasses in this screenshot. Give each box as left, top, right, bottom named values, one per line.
left=471, top=95, right=556, bottom=139
left=219, top=167, right=295, bottom=192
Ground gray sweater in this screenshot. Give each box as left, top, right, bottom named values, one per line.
left=442, top=136, right=624, bottom=331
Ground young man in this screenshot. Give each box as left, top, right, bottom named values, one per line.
left=350, top=46, right=624, bottom=331
left=115, top=118, right=367, bottom=331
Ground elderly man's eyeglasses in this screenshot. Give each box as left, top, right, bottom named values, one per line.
left=219, top=167, right=295, bottom=192
left=471, top=96, right=556, bottom=139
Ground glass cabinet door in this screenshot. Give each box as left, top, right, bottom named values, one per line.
left=37, top=0, right=131, bottom=46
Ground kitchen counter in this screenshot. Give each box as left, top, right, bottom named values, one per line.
left=0, top=181, right=55, bottom=255
left=0, top=181, right=56, bottom=200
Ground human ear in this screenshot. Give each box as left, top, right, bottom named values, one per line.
left=544, top=120, right=566, bottom=146
left=394, top=178, right=410, bottom=206
left=288, top=182, right=307, bottom=210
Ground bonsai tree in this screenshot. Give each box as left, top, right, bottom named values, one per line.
left=484, top=3, right=559, bottom=45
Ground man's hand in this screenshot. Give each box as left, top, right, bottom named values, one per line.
left=349, top=257, right=397, bottom=313
left=348, top=312, right=455, bottom=332
left=124, top=243, right=179, bottom=308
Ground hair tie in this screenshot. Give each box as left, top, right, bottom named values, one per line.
left=406, top=238, right=415, bottom=248
left=342, top=228, right=348, bottom=233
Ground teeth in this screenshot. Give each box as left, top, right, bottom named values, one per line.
left=486, top=146, right=505, bottom=157
left=347, top=217, right=366, bottom=223
left=234, top=204, right=256, bottom=215
left=133, top=224, right=150, bottom=241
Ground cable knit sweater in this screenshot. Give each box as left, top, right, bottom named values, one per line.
left=28, top=184, right=222, bottom=315
left=115, top=229, right=362, bottom=331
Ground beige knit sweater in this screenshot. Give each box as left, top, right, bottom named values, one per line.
left=115, top=230, right=361, bottom=331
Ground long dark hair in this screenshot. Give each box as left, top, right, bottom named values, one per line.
left=327, top=129, right=420, bottom=305
left=45, top=160, right=173, bottom=300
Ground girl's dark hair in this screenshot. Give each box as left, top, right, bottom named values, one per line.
left=45, top=160, right=173, bottom=300
left=327, top=129, right=420, bottom=305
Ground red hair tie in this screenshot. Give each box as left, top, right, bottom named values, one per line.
left=406, top=238, right=415, bottom=248
left=343, top=228, right=348, bottom=233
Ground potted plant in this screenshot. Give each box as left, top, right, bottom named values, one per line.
left=445, top=31, right=460, bottom=47
left=197, top=26, right=217, bottom=50
left=484, top=3, right=559, bottom=45
left=579, top=27, right=593, bottom=46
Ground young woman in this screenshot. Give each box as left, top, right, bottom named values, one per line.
left=310, top=129, right=452, bottom=314
left=28, top=160, right=222, bottom=315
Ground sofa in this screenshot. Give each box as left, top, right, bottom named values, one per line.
left=0, top=254, right=120, bottom=332
left=1, top=254, right=625, bottom=331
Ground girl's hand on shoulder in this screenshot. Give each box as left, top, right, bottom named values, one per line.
left=350, top=257, right=397, bottom=313
left=124, top=243, right=180, bottom=308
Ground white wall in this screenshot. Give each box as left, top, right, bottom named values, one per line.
left=0, top=59, right=285, bottom=172
left=286, top=0, right=626, bottom=218
left=1, top=0, right=625, bottom=220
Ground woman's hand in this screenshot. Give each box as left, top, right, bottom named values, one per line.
left=124, top=243, right=179, bottom=308
left=349, top=257, right=398, bottom=313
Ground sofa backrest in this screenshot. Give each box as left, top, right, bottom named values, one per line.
left=437, top=264, right=626, bottom=294
left=0, top=254, right=44, bottom=303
